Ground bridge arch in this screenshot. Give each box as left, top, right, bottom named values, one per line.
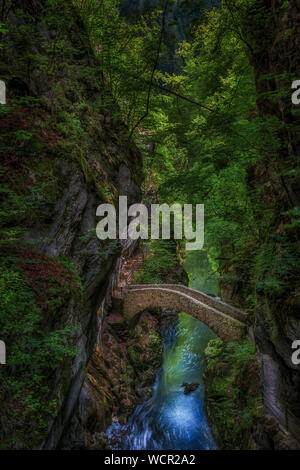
left=122, top=285, right=248, bottom=342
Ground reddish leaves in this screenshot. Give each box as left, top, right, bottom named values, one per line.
left=17, top=248, right=78, bottom=311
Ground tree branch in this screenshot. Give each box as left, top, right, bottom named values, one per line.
left=130, top=0, right=169, bottom=137
left=152, top=84, right=215, bottom=112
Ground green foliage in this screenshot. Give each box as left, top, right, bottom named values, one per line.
left=252, top=239, right=299, bottom=297
left=0, top=265, right=79, bottom=449
left=133, top=240, right=178, bottom=284
left=98, top=239, right=122, bottom=260
left=115, top=0, right=300, bottom=323
left=0, top=0, right=299, bottom=450
left=0, top=183, right=55, bottom=246
left=204, top=339, right=261, bottom=449
left=71, top=0, right=300, bottom=331
left=224, top=341, right=257, bottom=367
left=74, top=0, right=163, bottom=130
left=204, top=338, right=223, bottom=359
left=0, top=0, right=129, bottom=260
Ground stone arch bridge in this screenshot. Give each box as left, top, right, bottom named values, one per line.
left=115, top=284, right=249, bottom=341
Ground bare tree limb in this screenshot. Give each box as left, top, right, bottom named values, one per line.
left=152, top=84, right=215, bottom=112
left=223, top=0, right=255, bottom=56
left=130, top=0, right=170, bottom=137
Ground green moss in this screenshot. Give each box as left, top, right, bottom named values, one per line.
left=204, top=338, right=223, bottom=359
left=0, top=264, right=78, bottom=449
left=127, top=344, right=141, bottom=368
left=204, top=339, right=262, bottom=450
left=133, top=239, right=178, bottom=284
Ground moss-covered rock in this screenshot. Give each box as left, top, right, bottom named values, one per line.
left=204, top=339, right=262, bottom=450
left=0, top=0, right=143, bottom=450
left=181, top=382, right=200, bottom=395
left=62, top=309, right=163, bottom=448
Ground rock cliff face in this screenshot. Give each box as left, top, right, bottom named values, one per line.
left=244, top=0, right=300, bottom=440
left=0, top=0, right=143, bottom=449
left=60, top=309, right=163, bottom=449
left=219, top=0, right=300, bottom=444
left=204, top=339, right=300, bottom=450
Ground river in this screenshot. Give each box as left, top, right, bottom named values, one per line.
left=106, top=250, right=218, bottom=450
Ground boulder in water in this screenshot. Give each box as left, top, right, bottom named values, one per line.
left=181, top=382, right=200, bottom=394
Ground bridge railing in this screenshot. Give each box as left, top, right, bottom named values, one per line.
left=127, top=284, right=248, bottom=323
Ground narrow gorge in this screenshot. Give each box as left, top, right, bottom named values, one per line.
left=0, top=0, right=299, bottom=453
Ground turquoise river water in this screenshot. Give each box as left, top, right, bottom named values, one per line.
left=106, top=250, right=219, bottom=450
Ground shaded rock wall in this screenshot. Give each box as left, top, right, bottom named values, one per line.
left=243, top=0, right=300, bottom=439
left=217, top=0, right=300, bottom=442
left=204, top=339, right=300, bottom=450
left=0, top=0, right=143, bottom=449
left=60, top=309, right=163, bottom=449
